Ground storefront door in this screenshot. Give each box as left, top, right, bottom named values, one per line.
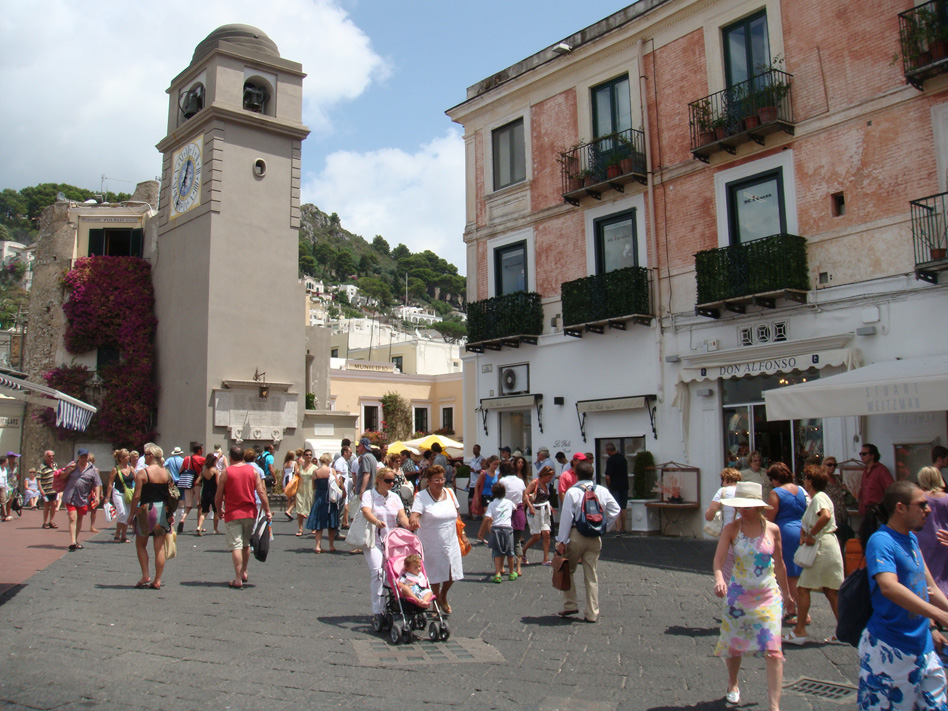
left=722, top=370, right=823, bottom=477
left=499, top=409, right=532, bottom=458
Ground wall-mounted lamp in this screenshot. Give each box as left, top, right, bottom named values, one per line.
left=553, top=42, right=572, bottom=54
left=259, top=385, right=269, bottom=399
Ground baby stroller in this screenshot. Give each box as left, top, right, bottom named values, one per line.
left=375, top=528, right=450, bottom=645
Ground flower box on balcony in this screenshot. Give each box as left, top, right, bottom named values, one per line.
left=465, top=291, right=543, bottom=352
left=694, top=233, right=809, bottom=318
left=561, top=266, right=653, bottom=337
left=899, top=0, right=948, bottom=89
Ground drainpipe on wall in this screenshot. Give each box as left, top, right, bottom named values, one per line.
left=638, top=39, right=666, bottom=413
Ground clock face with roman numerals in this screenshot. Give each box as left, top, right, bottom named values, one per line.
left=171, top=139, right=203, bottom=218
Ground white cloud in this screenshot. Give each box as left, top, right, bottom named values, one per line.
left=0, top=0, right=388, bottom=191
left=302, top=129, right=466, bottom=274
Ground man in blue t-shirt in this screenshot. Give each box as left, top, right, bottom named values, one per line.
left=859, top=481, right=948, bottom=710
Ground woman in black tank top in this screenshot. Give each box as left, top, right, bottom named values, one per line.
left=127, top=446, right=171, bottom=589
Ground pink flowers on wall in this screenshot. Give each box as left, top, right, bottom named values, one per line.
left=42, top=256, right=157, bottom=446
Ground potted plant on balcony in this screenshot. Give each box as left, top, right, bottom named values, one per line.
left=556, top=143, right=585, bottom=192
left=919, top=211, right=948, bottom=261
left=628, top=450, right=660, bottom=534
left=581, top=167, right=598, bottom=188
left=756, top=57, right=790, bottom=124
left=691, top=98, right=715, bottom=146
left=605, top=152, right=623, bottom=180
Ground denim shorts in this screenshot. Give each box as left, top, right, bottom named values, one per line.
left=489, top=527, right=514, bottom=558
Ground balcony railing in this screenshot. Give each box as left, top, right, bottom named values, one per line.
left=694, top=233, right=808, bottom=318
left=899, top=0, right=948, bottom=89
left=688, top=67, right=794, bottom=163
left=561, top=266, right=652, bottom=336
left=911, top=190, right=948, bottom=283
left=466, top=291, right=543, bottom=351
left=559, top=128, right=647, bottom=206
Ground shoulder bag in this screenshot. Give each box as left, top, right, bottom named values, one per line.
left=793, top=541, right=818, bottom=568
left=345, top=498, right=376, bottom=548
left=327, top=471, right=343, bottom=504
left=166, top=474, right=181, bottom=514
left=703, top=510, right=723, bottom=538
left=284, top=474, right=299, bottom=499
left=446, top=489, right=471, bottom=556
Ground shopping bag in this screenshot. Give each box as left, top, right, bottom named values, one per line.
left=345, top=507, right=375, bottom=548
left=163, top=530, right=177, bottom=560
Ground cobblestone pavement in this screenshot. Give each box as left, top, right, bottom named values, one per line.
left=0, top=518, right=859, bottom=710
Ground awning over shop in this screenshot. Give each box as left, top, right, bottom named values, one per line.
left=477, top=394, right=543, bottom=436
left=575, top=395, right=655, bottom=442
left=763, top=354, right=948, bottom=421
left=680, top=345, right=861, bottom=383
left=0, top=373, right=96, bottom=431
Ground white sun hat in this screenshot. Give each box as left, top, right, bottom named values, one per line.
left=720, top=481, right=773, bottom=509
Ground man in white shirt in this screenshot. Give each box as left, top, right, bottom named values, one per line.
left=334, top=445, right=352, bottom=527
left=468, top=444, right=486, bottom=475
left=555, top=461, right=620, bottom=624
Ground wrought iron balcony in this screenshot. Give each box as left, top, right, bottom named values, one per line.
left=559, top=128, right=647, bottom=206
left=899, top=0, right=948, bottom=89
left=694, top=233, right=809, bottom=318
left=688, top=67, right=794, bottom=163
left=465, top=291, right=543, bottom=352
left=911, top=190, right=948, bottom=283
left=561, top=266, right=653, bottom=337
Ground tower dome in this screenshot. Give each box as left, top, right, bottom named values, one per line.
left=191, top=24, right=280, bottom=64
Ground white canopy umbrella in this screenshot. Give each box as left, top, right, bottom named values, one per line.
left=763, top=354, right=948, bottom=421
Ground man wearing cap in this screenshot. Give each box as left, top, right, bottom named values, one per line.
left=165, top=447, right=185, bottom=484
left=500, top=446, right=512, bottom=463
left=60, top=449, right=102, bottom=551
left=555, top=460, right=620, bottom=623
left=604, top=443, right=629, bottom=535
left=349, top=438, right=377, bottom=554
left=558, top=453, right=585, bottom=498
left=858, top=481, right=948, bottom=710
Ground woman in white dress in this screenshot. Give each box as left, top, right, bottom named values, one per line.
left=409, top=465, right=464, bottom=614
left=104, top=449, right=134, bottom=543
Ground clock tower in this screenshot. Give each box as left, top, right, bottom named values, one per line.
left=153, top=25, right=309, bottom=451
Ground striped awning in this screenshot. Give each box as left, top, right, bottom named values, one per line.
left=0, top=373, right=97, bottom=431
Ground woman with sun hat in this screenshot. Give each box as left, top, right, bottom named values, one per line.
left=712, top=481, right=789, bottom=709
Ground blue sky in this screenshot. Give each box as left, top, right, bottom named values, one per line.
left=1, top=1, right=632, bottom=272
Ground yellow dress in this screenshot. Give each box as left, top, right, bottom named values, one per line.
left=295, top=464, right=316, bottom=515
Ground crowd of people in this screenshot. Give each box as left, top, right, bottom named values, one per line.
left=706, top=444, right=948, bottom=710
left=21, top=434, right=948, bottom=709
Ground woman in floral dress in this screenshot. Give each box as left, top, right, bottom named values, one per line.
left=713, top=481, right=790, bottom=710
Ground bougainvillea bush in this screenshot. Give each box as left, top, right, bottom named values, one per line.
left=42, top=256, right=157, bottom=446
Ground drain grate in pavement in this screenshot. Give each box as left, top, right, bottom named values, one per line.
left=352, top=636, right=503, bottom=666
left=784, top=678, right=858, bottom=702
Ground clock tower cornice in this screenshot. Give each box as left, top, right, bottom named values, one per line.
left=167, top=46, right=305, bottom=92
left=156, top=104, right=310, bottom=153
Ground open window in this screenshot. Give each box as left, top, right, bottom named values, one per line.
left=87, top=228, right=143, bottom=258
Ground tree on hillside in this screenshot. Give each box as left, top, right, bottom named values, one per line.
left=432, top=320, right=466, bottom=343
left=333, top=250, right=355, bottom=278
left=392, top=243, right=410, bottom=261
left=357, top=276, right=392, bottom=307
left=314, top=242, right=337, bottom=266
left=0, top=224, right=10, bottom=242
left=300, top=255, right=317, bottom=276
left=358, top=252, right=379, bottom=275
left=372, top=235, right=390, bottom=255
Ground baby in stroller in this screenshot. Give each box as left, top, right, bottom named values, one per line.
left=397, top=554, right=435, bottom=607
left=378, top=528, right=450, bottom=644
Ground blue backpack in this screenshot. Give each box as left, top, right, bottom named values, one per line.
left=574, top=483, right=606, bottom=537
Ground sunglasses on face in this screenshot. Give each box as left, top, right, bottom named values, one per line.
left=382, top=478, right=395, bottom=484
left=825, top=462, right=837, bottom=468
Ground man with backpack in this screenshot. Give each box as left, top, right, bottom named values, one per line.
left=858, top=481, right=948, bottom=709
left=256, top=445, right=276, bottom=492
left=554, top=460, right=620, bottom=623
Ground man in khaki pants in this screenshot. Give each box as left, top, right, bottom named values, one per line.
left=554, top=460, right=620, bottom=623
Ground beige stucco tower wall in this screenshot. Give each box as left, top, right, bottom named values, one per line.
left=152, top=25, right=309, bottom=451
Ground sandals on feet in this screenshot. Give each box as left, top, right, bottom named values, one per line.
left=491, top=574, right=502, bottom=583
left=783, top=630, right=809, bottom=645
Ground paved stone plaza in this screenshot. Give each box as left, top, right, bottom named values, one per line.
left=0, top=519, right=860, bottom=710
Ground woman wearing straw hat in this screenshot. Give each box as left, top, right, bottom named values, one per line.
left=713, top=481, right=789, bottom=710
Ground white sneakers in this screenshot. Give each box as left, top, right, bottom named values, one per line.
left=726, top=688, right=740, bottom=704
